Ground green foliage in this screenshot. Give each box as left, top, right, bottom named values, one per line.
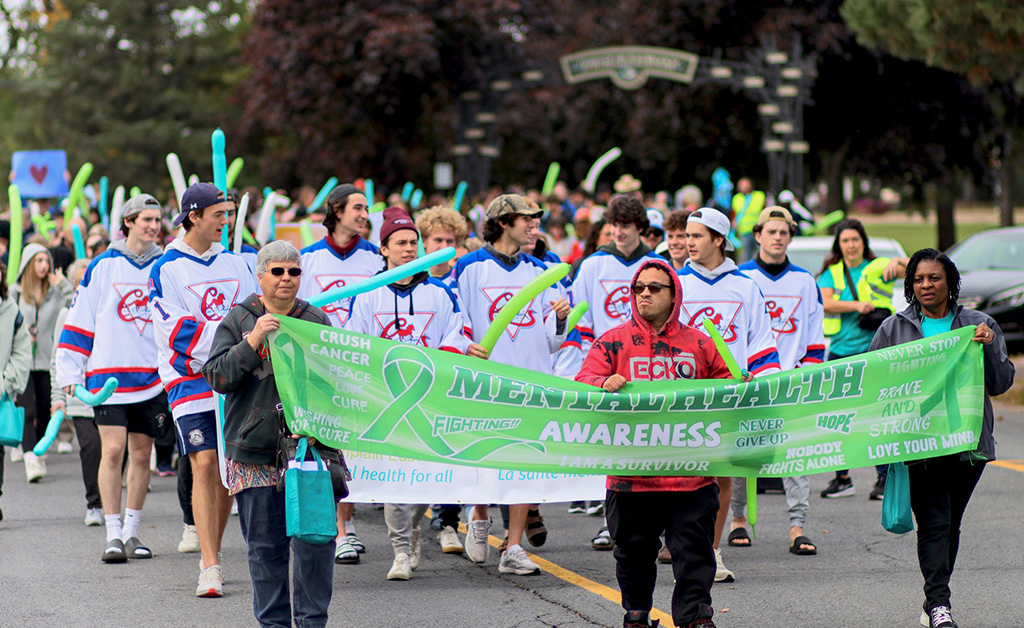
left=5, top=0, right=249, bottom=201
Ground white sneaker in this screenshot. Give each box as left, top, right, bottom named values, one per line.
left=23, top=452, right=44, bottom=483
left=196, top=564, right=223, bottom=597
left=409, top=529, right=421, bottom=570
left=498, top=545, right=541, bottom=575
left=439, top=526, right=464, bottom=554
left=714, top=547, right=735, bottom=583
left=84, top=508, right=104, bottom=526
left=387, top=553, right=412, bottom=580
left=178, top=524, right=200, bottom=553
left=10, top=445, right=23, bottom=462
left=231, top=499, right=238, bottom=516
left=465, top=517, right=491, bottom=564
left=57, top=441, right=73, bottom=454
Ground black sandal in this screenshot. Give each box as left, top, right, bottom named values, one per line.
left=789, top=535, right=817, bottom=555
left=727, top=527, right=751, bottom=547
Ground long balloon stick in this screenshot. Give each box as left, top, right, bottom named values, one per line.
left=255, top=192, right=277, bottom=245
left=452, top=181, right=468, bottom=213
left=226, top=157, right=244, bottom=188
left=364, top=179, right=374, bottom=207
left=401, top=182, right=414, bottom=202
left=370, top=201, right=387, bottom=213
left=6, top=185, right=23, bottom=285
left=310, top=177, right=338, bottom=212
left=480, top=263, right=570, bottom=352
left=128, top=186, right=140, bottom=198
left=212, top=129, right=229, bottom=248
left=582, top=148, right=621, bottom=194
left=98, top=176, right=109, bottom=228
left=233, top=194, right=249, bottom=254
left=32, top=378, right=119, bottom=456
left=110, top=186, right=126, bottom=236
left=565, top=302, right=590, bottom=334
left=72, top=223, right=86, bottom=259
left=299, top=221, right=314, bottom=247
left=188, top=174, right=199, bottom=186
left=814, top=210, right=845, bottom=235
left=65, top=162, right=93, bottom=226
left=701, top=319, right=742, bottom=379
left=411, top=188, right=423, bottom=211
left=541, top=162, right=560, bottom=197
left=166, top=153, right=187, bottom=207
left=309, top=247, right=457, bottom=308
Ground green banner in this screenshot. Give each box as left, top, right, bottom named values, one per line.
left=270, top=318, right=985, bottom=477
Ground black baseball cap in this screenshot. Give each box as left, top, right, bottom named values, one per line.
left=174, top=182, right=223, bottom=226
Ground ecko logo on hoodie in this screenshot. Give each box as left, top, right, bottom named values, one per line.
left=629, top=354, right=697, bottom=380
left=599, top=280, right=632, bottom=320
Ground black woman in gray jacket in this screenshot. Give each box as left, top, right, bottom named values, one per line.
left=869, top=249, right=1015, bottom=628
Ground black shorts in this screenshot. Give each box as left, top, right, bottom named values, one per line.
left=93, top=392, right=170, bottom=438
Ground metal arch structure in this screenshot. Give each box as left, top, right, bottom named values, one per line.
left=451, top=37, right=816, bottom=198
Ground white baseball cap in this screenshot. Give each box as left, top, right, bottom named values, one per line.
left=687, top=207, right=735, bottom=251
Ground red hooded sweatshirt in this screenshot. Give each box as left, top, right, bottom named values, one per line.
left=575, top=258, right=732, bottom=492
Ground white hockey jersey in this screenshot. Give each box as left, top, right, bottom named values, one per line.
left=149, top=239, right=257, bottom=418
left=570, top=245, right=662, bottom=352
left=55, top=243, right=163, bottom=403
left=345, top=272, right=471, bottom=353
left=677, top=259, right=781, bottom=376
left=297, top=235, right=381, bottom=327
left=738, top=259, right=826, bottom=369
left=536, top=249, right=583, bottom=379
left=451, top=247, right=567, bottom=374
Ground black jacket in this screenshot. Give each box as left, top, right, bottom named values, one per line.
left=203, top=293, right=331, bottom=464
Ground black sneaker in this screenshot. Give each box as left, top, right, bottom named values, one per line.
left=686, top=619, right=716, bottom=628
left=623, top=610, right=659, bottom=628
left=820, top=476, right=855, bottom=498
left=869, top=475, right=886, bottom=501
left=928, top=605, right=957, bottom=628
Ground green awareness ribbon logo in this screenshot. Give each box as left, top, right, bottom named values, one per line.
left=362, top=344, right=544, bottom=461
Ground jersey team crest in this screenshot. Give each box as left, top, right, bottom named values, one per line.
left=481, top=287, right=538, bottom=341
left=763, top=295, right=801, bottom=337
left=113, top=283, right=152, bottom=334
left=598, top=279, right=632, bottom=320
left=681, top=301, right=743, bottom=344
left=372, top=312, right=437, bottom=346
left=315, top=274, right=370, bottom=321
left=185, top=279, right=240, bottom=322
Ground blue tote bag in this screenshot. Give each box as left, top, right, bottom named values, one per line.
left=881, top=462, right=914, bottom=534
left=0, top=394, right=25, bottom=447
left=285, top=438, right=338, bottom=544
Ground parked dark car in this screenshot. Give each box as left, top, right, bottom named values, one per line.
left=946, top=226, right=1024, bottom=346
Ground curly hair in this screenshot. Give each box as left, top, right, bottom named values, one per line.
left=904, top=248, right=961, bottom=308
left=416, top=205, right=468, bottom=243
left=663, top=210, right=691, bottom=233
left=605, top=194, right=650, bottom=231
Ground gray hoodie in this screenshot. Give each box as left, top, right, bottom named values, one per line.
left=869, top=304, right=1015, bottom=461
left=0, top=295, right=32, bottom=400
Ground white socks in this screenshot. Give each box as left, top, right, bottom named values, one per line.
left=344, top=520, right=356, bottom=535
left=105, top=514, right=122, bottom=542
left=122, top=508, right=142, bottom=540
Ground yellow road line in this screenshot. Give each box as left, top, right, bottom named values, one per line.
left=434, top=512, right=674, bottom=627
left=990, top=459, right=1024, bottom=473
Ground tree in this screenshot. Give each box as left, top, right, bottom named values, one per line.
left=842, top=0, right=1024, bottom=230
left=5, top=0, right=248, bottom=199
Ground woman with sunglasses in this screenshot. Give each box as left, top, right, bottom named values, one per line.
left=204, top=240, right=339, bottom=628
left=868, top=249, right=1014, bottom=628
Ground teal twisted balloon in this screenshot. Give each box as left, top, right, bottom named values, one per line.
left=362, top=345, right=543, bottom=461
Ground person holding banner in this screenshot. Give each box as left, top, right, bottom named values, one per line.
left=345, top=207, right=482, bottom=580
left=55, top=194, right=167, bottom=562
left=576, top=258, right=733, bottom=628
left=451, top=193, right=570, bottom=576
left=738, top=206, right=826, bottom=556
left=869, top=249, right=1014, bottom=628
left=296, top=183, right=380, bottom=565
left=678, top=208, right=780, bottom=583
left=150, top=182, right=257, bottom=597
left=203, top=240, right=336, bottom=628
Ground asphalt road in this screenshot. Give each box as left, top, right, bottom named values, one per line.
left=1, top=402, right=1022, bottom=628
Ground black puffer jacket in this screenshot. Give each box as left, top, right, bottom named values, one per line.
left=203, top=293, right=331, bottom=465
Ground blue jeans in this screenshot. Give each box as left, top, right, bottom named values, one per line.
left=235, top=486, right=335, bottom=628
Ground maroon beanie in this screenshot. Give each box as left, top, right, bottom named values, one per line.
left=379, top=206, right=418, bottom=246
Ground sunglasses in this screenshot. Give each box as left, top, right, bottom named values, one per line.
left=268, top=267, right=302, bottom=277
left=631, top=282, right=670, bottom=295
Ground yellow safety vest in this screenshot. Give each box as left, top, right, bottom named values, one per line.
left=732, top=191, right=766, bottom=235
left=822, top=258, right=893, bottom=336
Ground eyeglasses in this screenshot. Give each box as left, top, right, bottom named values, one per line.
left=268, top=267, right=302, bottom=277
left=631, top=282, right=670, bottom=295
